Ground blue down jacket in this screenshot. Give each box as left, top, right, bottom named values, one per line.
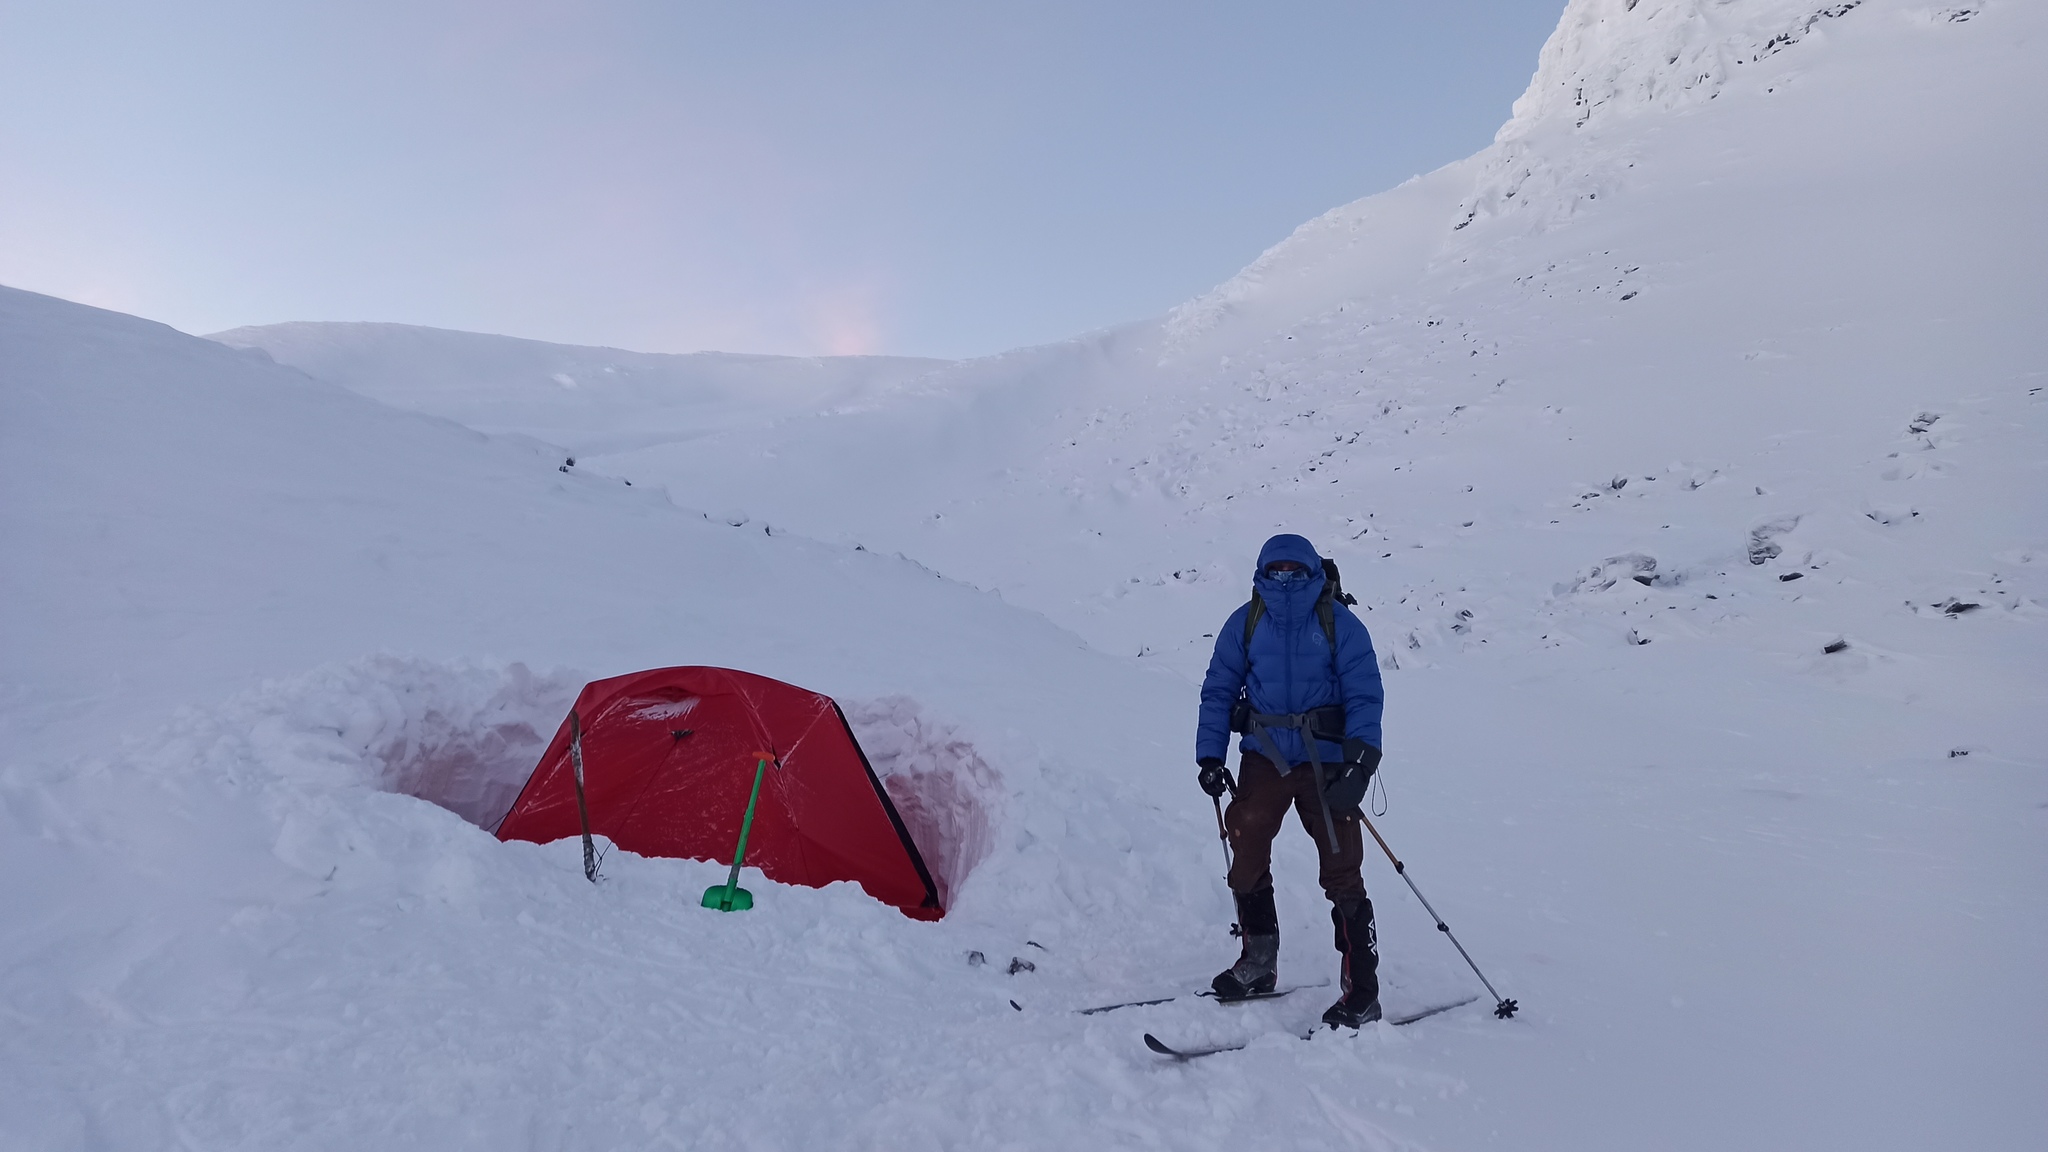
left=1196, top=533, right=1384, bottom=769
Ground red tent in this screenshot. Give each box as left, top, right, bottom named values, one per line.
left=497, top=667, right=942, bottom=920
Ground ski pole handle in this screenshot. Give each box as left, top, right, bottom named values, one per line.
left=1361, top=812, right=1401, bottom=872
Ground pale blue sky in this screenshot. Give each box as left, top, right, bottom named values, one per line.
left=1, top=1, right=1562, bottom=358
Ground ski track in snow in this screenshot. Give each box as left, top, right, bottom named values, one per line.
left=8, top=1, right=2048, bottom=1149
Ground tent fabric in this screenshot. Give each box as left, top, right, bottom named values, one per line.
left=496, top=666, right=942, bottom=920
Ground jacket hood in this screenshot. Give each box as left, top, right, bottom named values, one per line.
left=1255, top=533, right=1323, bottom=574
left=1252, top=534, right=1325, bottom=626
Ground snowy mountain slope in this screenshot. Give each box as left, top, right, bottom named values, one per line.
left=207, top=320, right=950, bottom=456
left=1, top=287, right=1291, bottom=1148
left=273, top=3, right=2044, bottom=704
left=3, top=2, right=2044, bottom=1150
left=2, top=293, right=976, bottom=770
left=638, top=0, right=2045, bottom=685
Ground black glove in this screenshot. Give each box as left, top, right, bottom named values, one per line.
left=1197, top=757, right=1231, bottom=798
left=1322, top=742, right=1381, bottom=814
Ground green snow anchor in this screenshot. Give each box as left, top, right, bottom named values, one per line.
left=701, top=750, right=775, bottom=912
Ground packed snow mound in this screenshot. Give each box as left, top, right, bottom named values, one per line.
left=209, top=320, right=950, bottom=455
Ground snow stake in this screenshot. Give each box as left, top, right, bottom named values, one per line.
left=569, top=711, right=597, bottom=883
left=701, top=750, right=775, bottom=912
left=1360, top=814, right=1518, bottom=1019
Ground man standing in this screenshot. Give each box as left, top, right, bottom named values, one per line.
left=1196, top=533, right=1386, bottom=1027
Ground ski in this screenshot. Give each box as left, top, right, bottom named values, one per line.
left=1198, top=985, right=1310, bottom=1004
left=1079, top=983, right=1322, bottom=1016
left=1387, top=995, right=1477, bottom=1025
left=1143, top=995, right=1481, bottom=1059
left=1145, top=1032, right=1245, bottom=1060
left=1077, top=996, right=1177, bottom=1016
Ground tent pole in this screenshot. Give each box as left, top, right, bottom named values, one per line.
left=569, top=711, right=597, bottom=882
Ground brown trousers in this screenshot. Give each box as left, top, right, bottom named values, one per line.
left=1225, top=752, right=1366, bottom=905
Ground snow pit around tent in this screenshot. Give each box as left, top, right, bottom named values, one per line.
left=151, top=657, right=1006, bottom=916
left=495, top=668, right=1004, bottom=919
left=214, top=656, right=581, bottom=830
left=356, top=668, right=578, bottom=832
left=841, top=696, right=1002, bottom=909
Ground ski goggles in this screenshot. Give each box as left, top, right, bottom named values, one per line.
left=1262, top=561, right=1312, bottom=582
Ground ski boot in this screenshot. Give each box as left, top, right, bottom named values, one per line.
left=1211, top=886, right=1279, bottom=1001
left=1321, top=896, right=1382, bottom=1028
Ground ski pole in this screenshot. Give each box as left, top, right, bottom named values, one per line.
left=568, top=711, right=597, bottom=882
left=1360, top=814, right=1518, bottom=1019
left=1210, top=788, right=1234, bottom=877
left=1213, top=768, right=1241, bottom=938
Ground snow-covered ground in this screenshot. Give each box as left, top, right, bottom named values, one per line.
left=7, top=1, right=2045, bottom=1149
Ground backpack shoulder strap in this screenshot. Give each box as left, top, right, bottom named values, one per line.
left=1318, top=594, right=1344, bottom=707
left=1243, top=592, right=1335, bottom=650
left=1241, top=593, right=1338, bottom=666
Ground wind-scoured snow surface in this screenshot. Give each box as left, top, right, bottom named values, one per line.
left=9, top=1, right=2046, bottom=1148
